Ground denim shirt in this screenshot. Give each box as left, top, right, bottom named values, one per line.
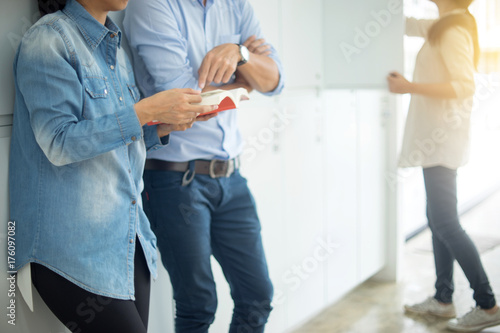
left=9, top=0, right=162, bottom=300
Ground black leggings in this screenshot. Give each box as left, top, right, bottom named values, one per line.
left=31, top=242, right=151, bottom=333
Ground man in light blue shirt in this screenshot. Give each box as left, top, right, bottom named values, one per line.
left=124, top=0, right=284, bottom=331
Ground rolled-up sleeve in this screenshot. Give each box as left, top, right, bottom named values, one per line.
left=440, top=26, right=475, bottom=99
left=123, top=0, right=199, bottom=93
left=238, top=0, right=284, bottom=96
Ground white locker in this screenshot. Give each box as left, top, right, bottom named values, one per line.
left=279, top=90, right=326, bottom=326
left=356, top=90, right=388, bottom=280
left=323, top=90, right=359, bottom=303
left=323, top=0, right=404, bottom=88
left=281, top=0, right=324, bottom=89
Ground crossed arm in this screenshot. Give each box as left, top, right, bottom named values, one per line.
left=198, top=35, right=280, bottom=94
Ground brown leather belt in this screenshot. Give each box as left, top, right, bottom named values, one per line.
left=145, top=158, right=240, bottom=178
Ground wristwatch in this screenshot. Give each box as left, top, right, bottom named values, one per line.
left=237, top=44, right=249, bottom=66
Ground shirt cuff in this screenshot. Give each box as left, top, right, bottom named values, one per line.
left=116, top=105, right=143, bottom=145
left=143, top=124, right=170, bottom=152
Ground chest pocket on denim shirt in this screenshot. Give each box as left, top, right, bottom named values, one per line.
left=127, top=84, right=141, bottom=103
left=83, top=76, right=111, bottom=120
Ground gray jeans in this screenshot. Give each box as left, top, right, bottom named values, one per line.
left=423, top=166, right=496, bottom=309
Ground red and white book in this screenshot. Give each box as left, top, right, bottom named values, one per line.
left=147, top=88, right=250, bottom=125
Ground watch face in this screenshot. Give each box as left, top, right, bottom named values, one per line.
left=241, top=45, right=249, bottom=61
left=240, top=45, right=249, bottom=64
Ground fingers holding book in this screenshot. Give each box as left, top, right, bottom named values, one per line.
left=135, top=88, right=218, bottom=126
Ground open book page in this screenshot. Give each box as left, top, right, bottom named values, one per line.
left=147, top=88, right=250, bottom=125
left=197, top=88, right=250, bottom=116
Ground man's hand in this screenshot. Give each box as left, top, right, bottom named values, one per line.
left=202, top=72, right=253, bottom=94
left=233, top=72, right=253, bottom=93
left=198, top=43, right=241, bottom=89
left=156, top=122, right=194, bottom=138
left=243, top=35, right=271, bottom=56
left=156, top=113, right=219, bottom=137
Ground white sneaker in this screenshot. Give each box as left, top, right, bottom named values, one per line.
left=447, top=306, right=500, bottom=332
left=404, top=297, right=457, bottom=318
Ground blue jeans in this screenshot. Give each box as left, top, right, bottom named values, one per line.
left=142, top=169, right=273, bottom=333
left=423, top=166, right=496, bottom=309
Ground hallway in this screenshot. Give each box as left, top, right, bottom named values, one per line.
left=294, top=190, right=500, bottom=333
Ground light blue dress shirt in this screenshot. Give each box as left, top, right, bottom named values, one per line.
left=123, top=0, right=284, bottom=162
left=9, top=0, right=163, bottom=300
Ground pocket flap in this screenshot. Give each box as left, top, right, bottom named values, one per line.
left=84, top=77, right=109, bottom=99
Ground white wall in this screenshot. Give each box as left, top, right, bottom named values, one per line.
left=0, top=1, right=402, bottom=332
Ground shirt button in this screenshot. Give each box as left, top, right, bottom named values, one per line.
left=110, top=33, right=116, bottom=38
left=119, top=96, right=123, bottom=101
left=129, top=239, right=134, bottom=244
left=132, top=200, right=137, bottom=205
left=131, top=136, right=137, bottom=141
left=110, top=65, right=115, bottom=70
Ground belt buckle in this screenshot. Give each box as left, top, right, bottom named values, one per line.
left=226, top=160, right=234, bottom=177
left=209, top=160, right=220, bottom=178
left=209, top=159, right=234, bottom=178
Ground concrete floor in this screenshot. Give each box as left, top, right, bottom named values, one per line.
left=294, top=191, right=500, bottom=333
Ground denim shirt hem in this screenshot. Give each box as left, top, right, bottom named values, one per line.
left=17, top=260, right=137, bottom=300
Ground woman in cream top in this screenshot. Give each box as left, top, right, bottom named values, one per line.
left=397, top=13, right=475, bottom=168
left=388, top=0, right=500, bottom=332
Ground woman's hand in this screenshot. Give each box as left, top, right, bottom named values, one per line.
left=135, top=88, right=218, bottom=126
left=387, top=72, right=413, bottom=94
left=156, top=113, right=219, bottom=137
left=387, top=72, right=458, bottom=99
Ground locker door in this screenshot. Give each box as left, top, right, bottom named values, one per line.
left=356, top=90, right=388, bottom=281
left=323, top=0, right=404, bottom=89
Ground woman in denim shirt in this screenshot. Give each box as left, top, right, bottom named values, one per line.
left=9, top=0, right=217, bottom=332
